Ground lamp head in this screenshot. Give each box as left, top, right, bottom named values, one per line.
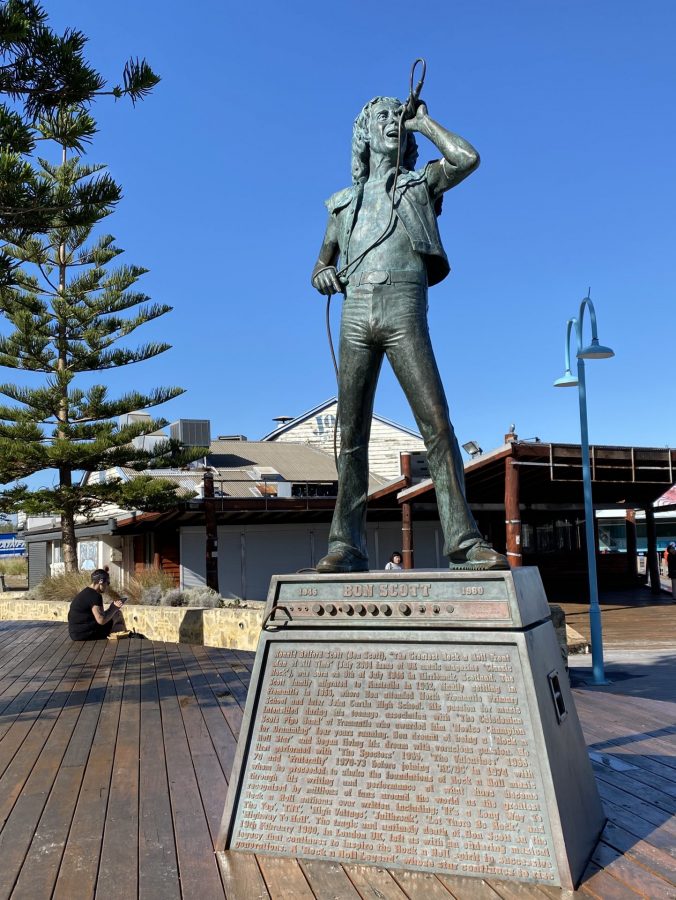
left=553, top=371, right=579, bottom=388
left=577, top=337, right=614, bottom=360
left=462, top=440, right=483, bottom=457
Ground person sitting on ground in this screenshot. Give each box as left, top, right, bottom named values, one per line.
left=385, top=551, right=403, bottom=571
left=68, top=569, right=128, bottom=641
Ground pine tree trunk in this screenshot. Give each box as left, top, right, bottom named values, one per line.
left=57, top=142, right=76, bottom=572
left=61, top=506, right=78, bottom=573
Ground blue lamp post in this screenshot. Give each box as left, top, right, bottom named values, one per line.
left=554, top=295, right=614, bottom=685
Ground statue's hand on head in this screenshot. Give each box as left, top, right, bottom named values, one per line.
left=312, top=265, right=343, bottom=296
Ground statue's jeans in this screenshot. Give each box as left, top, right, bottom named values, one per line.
left=328, top=281, right=482, bottom=561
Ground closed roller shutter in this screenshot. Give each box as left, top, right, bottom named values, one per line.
left=28, top=542, right=48, bottom=589
left=180, top=529, right=205, bottom=589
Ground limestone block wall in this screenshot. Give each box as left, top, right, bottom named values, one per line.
left=0, top=595, right=265, bottom=652
left=0, top=595, right=569, bottom=660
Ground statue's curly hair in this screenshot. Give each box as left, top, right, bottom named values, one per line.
left=351, top=97, right=418, bottom=185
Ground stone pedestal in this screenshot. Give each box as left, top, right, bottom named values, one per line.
left=216, top=568, right=604, bottom=889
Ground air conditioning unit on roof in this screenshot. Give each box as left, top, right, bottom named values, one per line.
left=169, top=419, right=211, bottom=448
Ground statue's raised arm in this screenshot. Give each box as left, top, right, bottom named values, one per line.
left=404, top=101, right=480, bottom=196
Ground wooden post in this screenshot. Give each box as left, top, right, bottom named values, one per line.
left=625, top=509, right=638, bottom=581
left=400, top=452, right=414, bottom=570
left=505, top=456, right=522, bottom=567
left=204, top=472, right=220, bottom=593
left=645, top=506, right=660, bottom=594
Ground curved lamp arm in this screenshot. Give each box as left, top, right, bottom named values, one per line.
left=577, top=294, right=615, bottom=359
left=554, top=317, right=581, bottom=387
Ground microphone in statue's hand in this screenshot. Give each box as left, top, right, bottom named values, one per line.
left=404, top=57, right=426, bottom=119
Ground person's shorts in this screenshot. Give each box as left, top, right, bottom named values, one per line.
left=68, top=620, right=114, bottom=641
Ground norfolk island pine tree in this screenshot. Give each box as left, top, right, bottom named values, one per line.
left=0, top=1, right=205, bottom=571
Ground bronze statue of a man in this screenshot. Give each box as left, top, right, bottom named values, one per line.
left=311, top=95, right=508, bottom=574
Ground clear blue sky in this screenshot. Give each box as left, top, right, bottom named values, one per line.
left=43, top=1, right=675, bottom=454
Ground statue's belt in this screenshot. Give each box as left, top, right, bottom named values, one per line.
left=345, top=269, right=424, bottom=287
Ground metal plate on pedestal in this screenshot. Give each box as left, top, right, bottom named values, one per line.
left=218, top=569, right=605, bottom=889
left=266, top=568, right=550, bottom=630
left=225, top=634, right=558, bottom=884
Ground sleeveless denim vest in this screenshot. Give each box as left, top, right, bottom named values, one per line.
left=325, top=163, right=451, bottom=287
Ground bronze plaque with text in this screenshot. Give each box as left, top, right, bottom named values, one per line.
left=228, top=639, right=558, bottom=882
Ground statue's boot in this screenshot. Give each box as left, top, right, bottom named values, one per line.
left=316, top=548, right=369, bottom=574
left=448, top=540, right=509, bottom=571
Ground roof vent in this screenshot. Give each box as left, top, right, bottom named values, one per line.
left=217, top=434, right=248, bottom=441
left=272, top=416, right=294, bottom=428
left=252, top=466, right=283, bottom=481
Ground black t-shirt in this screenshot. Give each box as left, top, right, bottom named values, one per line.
left=68, top=586, right=110, bottom=640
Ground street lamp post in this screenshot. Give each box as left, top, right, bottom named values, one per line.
left=554, top=295, right=614, bottom=685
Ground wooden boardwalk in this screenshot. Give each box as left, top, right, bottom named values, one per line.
left=559, top=587, right=676, bottom=651
left=0, top=620, right=674, bottom=899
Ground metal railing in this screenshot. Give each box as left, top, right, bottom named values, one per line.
left=204, top=478, right=339, bottom=512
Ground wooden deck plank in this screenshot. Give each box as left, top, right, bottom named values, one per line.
left=232, top=649, right=255, bottom=672
left=590, top=748, right=676, bottom=803
left=390, top=868, right=456, bottom=898
left=0, top=624, right=57, bottom=685
left=342, top=863, right=411, bottom=899
left=598, top=820, right=676, bottom=887
left=575, top=691, right=676, bottom=739
left=12, top=647, right=125, bottom=900
left=217, top=850, right=270, bottom=900
left=190, top=644, right=245, bottom=739
left=0, top=626, right=74, bottom=727
left=175, top=643, right=240, bottom=781
left=95, top=637, right=142, bottom=900
left=152, top=640, right=226, bottom=899
left=0, top=624, right=70, bottom=681
left=591, top=760, right=676, bottom=817
left=164, top=642, right=229, bottom=842
left=256, top=855, right=315, bottom=899
left=201, top=644, right=252, bottom=710
left=595, top=780, right=676, bottom=837
left=579, top=723, right=676, bottom=792
left=585, top=741, right=676, bottom=797
left=0, top=639, right=109, bottom=900
left=483, top=879, right=553, bottom=898
left=578, top=861, right=645, bottom=899
left=137, top=639, right=181, bottom=900
left=590, top=839, right=675, bottom=899
left=299, top=859, right=363, bottom=899
left=437, top=873, right=502, bottom=898
left=0, top=627, right=80, bottom=723
left=0, top=639, right=100, bottom=831
left=597, top=797, right=676, bottom=856
left=0, top=620, right=51, bottom=657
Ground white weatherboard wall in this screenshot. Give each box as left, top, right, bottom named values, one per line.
left=268, top=402, right=425, bottom=481
left=180, top=522, right=442, bottom=601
